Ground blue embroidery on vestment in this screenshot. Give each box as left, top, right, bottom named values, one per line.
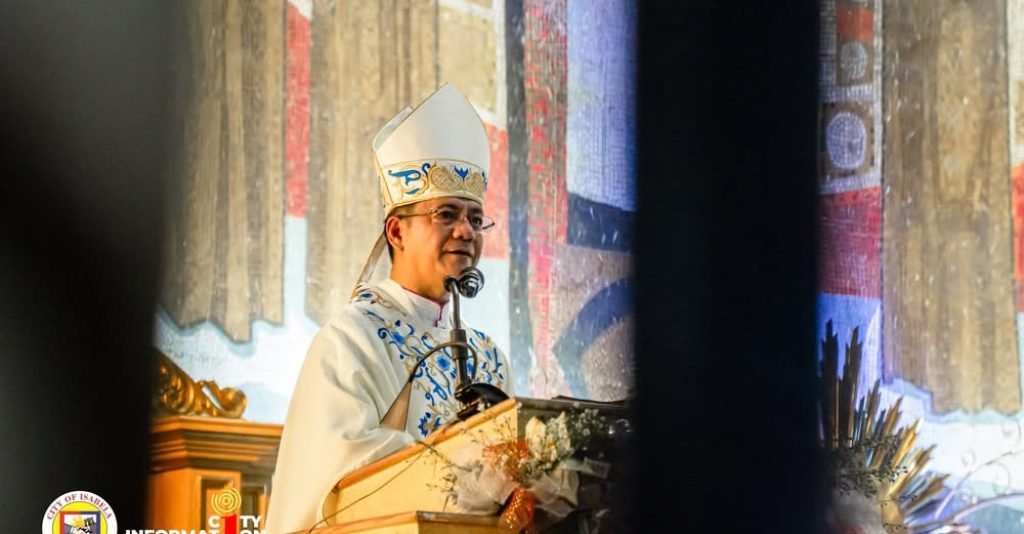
left=353, top=290, right=508, bottom=437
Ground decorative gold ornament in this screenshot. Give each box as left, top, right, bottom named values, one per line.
left=823, top=322, right=1024, bottom=533
left=428, top=164, right=460, bottom=192
left=154, top=349, right=247, bottom=419
left=464, top=171, right=485, bottom=197
left=820, top=321, right=947, bottom=533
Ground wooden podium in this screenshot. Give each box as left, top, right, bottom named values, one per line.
left=313, top=397, right=623, bottom=533
left=295, top=512, right=501, bottom=534
left=148, top=350, right=283, bottom=530
left=148, top=415, right=282, bottom=530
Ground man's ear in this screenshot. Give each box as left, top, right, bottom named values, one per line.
left=385, top=215, right=403, bottom=252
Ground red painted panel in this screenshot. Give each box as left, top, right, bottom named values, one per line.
left=1013, top=163, right=1024, bottom=309
left=482, top=123, right=509, bottom=260
left=819, top=187, right=881, bottom=298
left=285, top=4, right=311, bottom=217
left=524, top=0, right=568, bottom=394
left=837, top=4, right=873, bottom=42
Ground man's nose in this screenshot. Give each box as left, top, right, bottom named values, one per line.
left=451, top=215, right=476, bottom=239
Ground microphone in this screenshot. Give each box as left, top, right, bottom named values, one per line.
left=443, top=267, right=508, bottom=420
left=444, top=266, right=484, bottom=300
left=383, top=267, right=502, bottom=431
left=381, top=268, right=492, bottom=431
left=444, top=268, right=480, bottom=392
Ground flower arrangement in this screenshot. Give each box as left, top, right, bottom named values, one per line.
left=426, top=407, right=626, bottom=532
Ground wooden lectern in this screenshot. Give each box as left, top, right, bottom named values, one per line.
left=148, top=416, right=282, bottom=529
left=310, top=397, right=623, bottom=534
left=148, top=350, right=283, bottom=530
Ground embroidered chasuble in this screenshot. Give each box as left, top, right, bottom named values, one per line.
left=265, top=278, right=512, bottom=534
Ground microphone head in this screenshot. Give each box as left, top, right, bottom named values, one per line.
left=455, top=267, right=484, bottom=298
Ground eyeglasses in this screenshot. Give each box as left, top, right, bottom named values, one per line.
left=395, top=206, right=496, bottom=233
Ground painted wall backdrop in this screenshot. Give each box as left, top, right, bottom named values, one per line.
left=818, top=0, right=1024, bottom=528
left=155, top=0, right=635, bottom=425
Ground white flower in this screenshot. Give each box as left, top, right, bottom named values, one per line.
left=452, top=441, right=485, bottom=469
left=525, top=417, right=549, bottom=459
left=547, top=412, right=573, bottom=457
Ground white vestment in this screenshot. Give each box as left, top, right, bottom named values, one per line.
left=265, top=278, right=513, bottom=534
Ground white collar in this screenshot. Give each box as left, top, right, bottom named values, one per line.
left=377, top=278, right=452, bottom=328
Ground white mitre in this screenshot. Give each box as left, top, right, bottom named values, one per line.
left=373, top=82, right=490, bottom=212
left=355, top=83, right=491, bottom=289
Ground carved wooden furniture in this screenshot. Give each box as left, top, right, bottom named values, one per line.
left=147, top=351, right=282, bottom=530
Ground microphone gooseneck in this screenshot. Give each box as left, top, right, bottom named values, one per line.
left=381, top=267, right=508, bottom=435
left=444, top=267, right=508, bottom=420
left=444, top=268, right=481, bottom=391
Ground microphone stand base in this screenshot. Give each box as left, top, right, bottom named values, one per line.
left=454, top=383, right=510, bottom=421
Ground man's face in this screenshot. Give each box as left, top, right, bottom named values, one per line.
left=394, top=197, right=484, bottom=294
